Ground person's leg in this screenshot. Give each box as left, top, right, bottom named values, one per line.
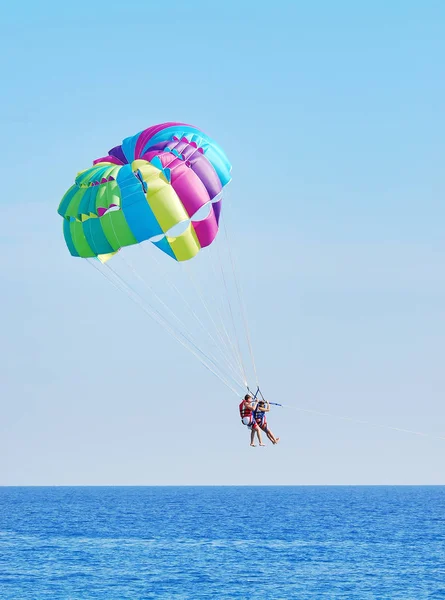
left=256, top=426, right=265, bottom=446
left=250, top=427, right=256, bottom=446
left=266, top=429, right=276, bottom=443
left=262, top=424, right=279, bottom=444
left=268, top=429, right=279, bottom=444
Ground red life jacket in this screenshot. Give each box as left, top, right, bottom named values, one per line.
left=239, top=400, right=253, bottom=420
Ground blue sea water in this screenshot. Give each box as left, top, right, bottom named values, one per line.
left=0, top=487, right=444, bottom=599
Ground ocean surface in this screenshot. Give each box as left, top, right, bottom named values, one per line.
left=0, top=486, right=444, bottom=599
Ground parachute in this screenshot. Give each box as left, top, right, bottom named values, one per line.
left=58, top=122, right=231, bottom=263
left=57, top=122, right=258, bottom=396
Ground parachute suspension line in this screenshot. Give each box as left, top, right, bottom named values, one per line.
left=105, top=261, right=244, bottom=396
left=120, top=252, right=245, bottom=391
left=214, top=192, right=253, bottom=389
left=183, top=259, right=248, bottom=389
left=97, top=177, right=251, bottom=395
left=207, top=242, right=249, bottom=387
left=86, top=259, right=242, bottom=397
left=247, top=385, right=266, bottom=403
left=213, top=237, right=248, bottom=388
left=221, top=215, right=259, bottom=387
left=279, top=403, right=445, bottom=442
left=140, top=245, right=246, bottom=387
left=182, top=248, right=247, bottom=385
left=87, top=256, right=130, bottom=298
left=194, top=246, right=245, bottom=378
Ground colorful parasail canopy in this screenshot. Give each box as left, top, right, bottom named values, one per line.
left=57, top=122, right=232, bottom=262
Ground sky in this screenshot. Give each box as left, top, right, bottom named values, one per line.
left=1, top=0, right=444, bottom=485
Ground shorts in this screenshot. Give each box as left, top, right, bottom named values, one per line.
left=257, top=416, right=267, bottom=430
left=242, top=416, right=258, bottom=430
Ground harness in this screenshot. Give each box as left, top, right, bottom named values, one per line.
left=253, top=404, right=268, bottom=431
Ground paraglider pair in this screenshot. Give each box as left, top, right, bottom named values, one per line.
left=239, top=392, right=280, bottom=447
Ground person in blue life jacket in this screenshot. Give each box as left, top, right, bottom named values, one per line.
left=254, top=400, right=280, bottom=444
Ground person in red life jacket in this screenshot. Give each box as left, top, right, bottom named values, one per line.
left=239, top=394, right=265, bottom=446
left=254, top=400, right=280, bottom=444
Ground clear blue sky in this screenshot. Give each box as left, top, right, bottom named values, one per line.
left=1, top=0, right=444, bottom=485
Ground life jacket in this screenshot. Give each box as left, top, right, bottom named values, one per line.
left=253, top=402, right=267, bottom=428
left=254, top=407, right=266, bottom=427
left=239, top=400, right=253, bottom=420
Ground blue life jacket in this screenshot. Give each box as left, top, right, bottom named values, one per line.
left=253, top=404, right=266, bottom=427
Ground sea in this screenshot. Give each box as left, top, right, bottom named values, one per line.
left=0, top=486, right=444, bottom=599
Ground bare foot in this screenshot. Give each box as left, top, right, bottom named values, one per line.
left=250, top=444, right=256, bottom=447
left=259, top=443, right=266, bottom=446
left=275, top=438, right=280, bottom=444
